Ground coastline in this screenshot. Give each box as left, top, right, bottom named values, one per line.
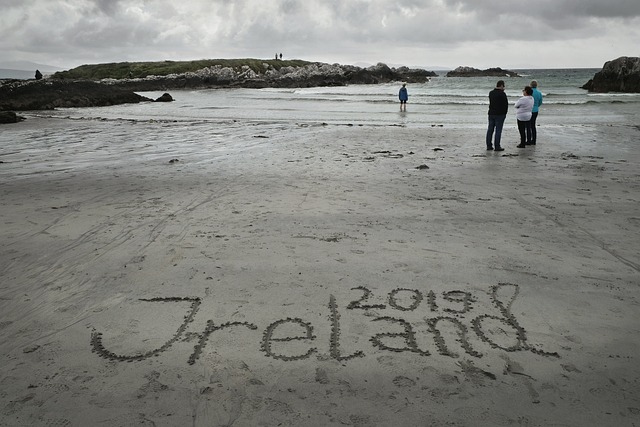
left=0, top=61, right=435, bottom=112
left=1, top=115, right=639, bottom=425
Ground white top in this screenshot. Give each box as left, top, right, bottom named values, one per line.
left=514, top=96, right=534, bottom=121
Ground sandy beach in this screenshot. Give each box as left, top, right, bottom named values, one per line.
left=1, top=115, right=639, bottom=426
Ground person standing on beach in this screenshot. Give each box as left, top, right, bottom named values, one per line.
left=399, top=83, right=408, bottom=111
left=530, top=80, right=543, bottom=145
left=515, top=86, right=534, bottom=148
left=486, top=80, right=508, bottom=151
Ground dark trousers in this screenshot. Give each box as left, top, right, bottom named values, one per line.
left=517, top=119, right=532, bottom=145
left=486, top=114, right=506, bottom=149
left=530, top=112, right=538, bottom=143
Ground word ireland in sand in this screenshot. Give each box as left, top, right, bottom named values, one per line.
left=90, top=283, right=560, bottom=366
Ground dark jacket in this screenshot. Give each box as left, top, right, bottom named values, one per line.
left=399, top=87, right=408, bottom=102
left=488, top=88, right=508, bottom=115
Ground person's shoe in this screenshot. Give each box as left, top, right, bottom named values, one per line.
left=487, top=147, right=493, bottom=150
left=516, top=144, right=526, bottom=148
left=494, top=147, right=504, bottom=151
left=529, top=142, right=536, bottom=145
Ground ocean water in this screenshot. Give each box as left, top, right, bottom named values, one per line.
left=27, top=68, right=639, bottom=128
left=1, top=68, right=638, bottom=182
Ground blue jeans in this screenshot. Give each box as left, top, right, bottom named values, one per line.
left=486, top=114, right=506, bottom=149
left=530, top=112, right=538, bottom=143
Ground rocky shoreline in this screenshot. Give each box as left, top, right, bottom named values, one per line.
left=102, top=62, right=437, bottom=91
left=0, top=80, right=153, bottom=112
left=0, top=61, right=435, bottom=112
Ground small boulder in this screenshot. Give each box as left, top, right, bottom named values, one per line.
left=155, top=93, right=174, bottom=102
left=0, top=111, right=24, bottom=124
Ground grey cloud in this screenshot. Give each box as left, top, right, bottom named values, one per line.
left=550, top=0, right=640, bottom=18
left=446, top=0, right=640, bottom=19
left=1, top=0, right=638, bottom=69
left=279, top=0, right=303, bottom=14
left=92, top=0, right=123, bottom=16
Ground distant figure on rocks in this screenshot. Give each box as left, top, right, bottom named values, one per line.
left=399, top=83, right=408, bottom=111
left=279, top=53, right=283, bottom=60
left=275, top=53, right=278, bottom=60
left=486, top=80, right=508, bottom=151
left=35, top=70, right=43, bottom=80
left=529, top=80, right=543, bottom=145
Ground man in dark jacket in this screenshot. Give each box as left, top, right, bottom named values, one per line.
left=486, top=80, right=508, bottom=151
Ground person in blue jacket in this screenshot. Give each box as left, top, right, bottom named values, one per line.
left=529, top=80, right=543, bottom=145
left=399, top=83, right=408, bottom=111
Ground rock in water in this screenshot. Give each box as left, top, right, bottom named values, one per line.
left=155, top=93, right=174, bottom=102
left=582, top=57, right=640, bottom=93
left=0, top=111, right=24, bottom=124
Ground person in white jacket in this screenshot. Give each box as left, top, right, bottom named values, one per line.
left=515, top=86, right=534, bottom=148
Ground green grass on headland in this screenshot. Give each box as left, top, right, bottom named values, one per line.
left=52, top=59, right=315, bottom=80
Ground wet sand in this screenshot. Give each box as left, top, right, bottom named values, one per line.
left=1, top=117, right=639, bottom=426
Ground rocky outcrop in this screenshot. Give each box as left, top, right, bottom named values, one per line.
left=0, top=79, right=152, bottom=111
left=60, top=62, right=437, bottom=92
left=446, top=66, right=520, bottom=77
left=581, top=57, right=640, bottom=93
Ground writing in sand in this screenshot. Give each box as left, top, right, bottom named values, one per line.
left=90, top=283, right=559, bottom=365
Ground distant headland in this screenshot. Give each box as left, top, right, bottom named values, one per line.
left=51, top=59, right=436, bottom=89
left=445, top=66, right=521, bottom=78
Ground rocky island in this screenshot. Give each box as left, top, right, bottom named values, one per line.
left=581, top=56, right=640, bottom=93
left=446, top=66, right=520, bottom=77
left=0, top=59, right=436, bottom=112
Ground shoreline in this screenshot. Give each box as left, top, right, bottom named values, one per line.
left=0, top=61, right=435, bottom=112
left=1, top=117, right=639, bottom=425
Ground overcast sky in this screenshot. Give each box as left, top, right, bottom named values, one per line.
left=1, top=0, right=639, bottom=70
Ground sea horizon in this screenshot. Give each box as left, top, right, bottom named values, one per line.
left=1, top=62, right=605, bottom=81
